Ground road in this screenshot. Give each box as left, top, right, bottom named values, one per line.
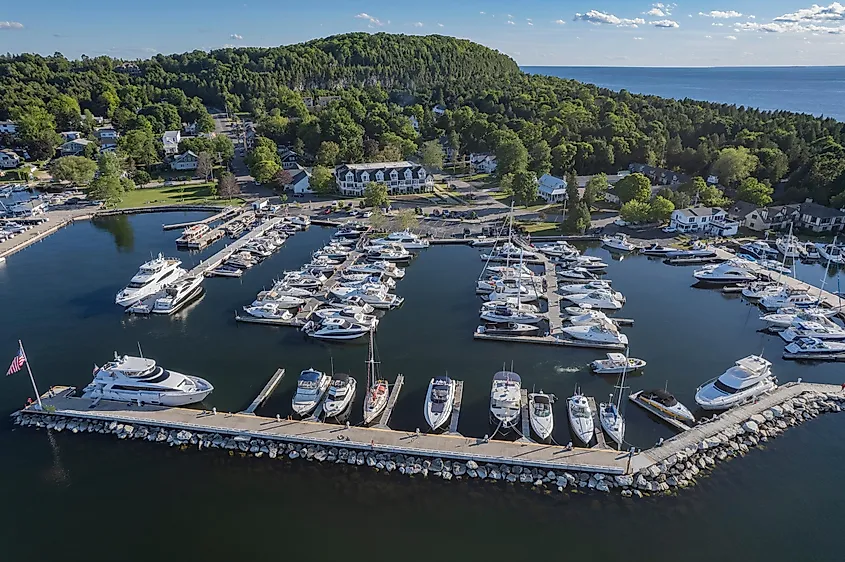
left=209, top=111, right=272, bottom=200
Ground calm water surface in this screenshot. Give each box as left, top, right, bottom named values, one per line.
left=1, top=213, right=843, bottom=561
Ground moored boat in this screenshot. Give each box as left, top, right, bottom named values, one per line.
left=528, top=392, right=554, bottom=441
left=424, top=375, right=456, bottom=431
left=694, top=355, right=777, bottom=410
left=567, top=390, right=594, bottom=445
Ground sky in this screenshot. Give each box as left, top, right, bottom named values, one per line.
left=1, top=1, right=845, bottom=66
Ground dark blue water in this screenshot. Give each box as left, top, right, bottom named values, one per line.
left=523, top=66, right=845, bottom=121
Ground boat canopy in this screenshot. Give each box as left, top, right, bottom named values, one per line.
left=642, top=389, right=678, bottom=407
left=331, top=372, right=350, bottom=384
left=299, top=369, right=323, bottom=382
left=493, top=370, right=521, bottom=383
left=605, top=353, right=626, bottom=363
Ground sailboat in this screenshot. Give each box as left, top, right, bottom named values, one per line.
left=362, top=328, right=390, bottom=425
left=599, top=349, right=629, bottom=448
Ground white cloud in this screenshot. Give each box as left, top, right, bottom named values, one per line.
left=438, top=23, right=444, bottom=27
left=230, top=33, right=243, bottom=40
left=573, top=10, right=644, bottom=27
left=733, top=3, right=845, bottom=35
left=633, top=36, right=644, bottom=40
left=413, top=22, right=424, bottom=27
left=712, top=22, right=724, bottom=26
left=748, top=15, right=756, bottom=19
left=735, top=20, right=845, bottom=34
left=506, top=20, right=515, bottom=25
left=355, top=13, right=384, bottom=26
left=0, top=21, right=24, bottom=29
left=553, top=19, right=566, bottom=25
left=726, top=35, right=738, bottom=40
left=526, top=18, right=533, bottom=22
left=647, top=8, right=666, bottom=16
left=479, top=11, right=485, bottom=15
left=651, top=19, right=679, bottom=28
left=699, top=10, right=743, bottom=18
left=774, top=3, right=845, bottom=23
left=527, top=21, right=534, bottom=26
left=508, top=14, right=514, bottom=18
left=705, top=35, right=713, bottom=38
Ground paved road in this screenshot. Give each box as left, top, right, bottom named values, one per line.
left=209, top=112, right=272, bottom=200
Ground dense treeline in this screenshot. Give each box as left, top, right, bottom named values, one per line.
left=1, top=32, right=844, bottom=206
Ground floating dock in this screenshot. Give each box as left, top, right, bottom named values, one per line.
left=447, top=380, right=464, bottom=435
left=241, top=368, right=286, bottom=414
left=162, top=206, right=240, bottom=231
left=587, top=396, right=609, bottom=449
left=376, top=374, right=405, bottom=428
left=517, top=389, right=533, bottom=443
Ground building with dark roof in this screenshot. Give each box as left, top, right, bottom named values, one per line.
left=742, top=200, right=845, bottom=233
left=334, top=162, right=434, bottom=196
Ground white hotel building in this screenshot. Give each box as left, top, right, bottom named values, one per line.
left=334, top=162, right=435, bottom=196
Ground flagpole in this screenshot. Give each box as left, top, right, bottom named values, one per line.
left=18, top=340, right=43, bottom=410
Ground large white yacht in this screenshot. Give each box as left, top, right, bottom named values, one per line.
left=480, top=305, right=543, bottom=324
left=302, top=317, right=371, bottom=340
left=323, top=373, right=357, bottom=418
left=365, top=243, right=412, bottom=262
left=561, top=290, right=624, bottom=310
left=759, top=291, right=820, bottom=311
left=784, top=337, right=845, bottom=359
left=536, top=241, right=579, bottom=259
left=115, top=254, right=184, bottom=307
left=151, top=275, right=204, bottom=314
left=330, top=285, right=404, bottom=309
left=480, top=243, right=539, bottom=262
left=816, top=243, right=845, bottom=265
left=424, top=375, right=456, bottom=431
left=780, top=320, right=845, bottom=342
left=291, top=368, right=331, bottom=416
left=559, top=281, right=624, bottom=302
left=590, top=353, right=647, bottom=374
left=563, top=321, right=628, bottom=346
left=82, top=354, right=213, bottom=406
left=370, top=230, right=430, bottom=249
left=775, top=234, right=805, bottom=258
left=489, top=370, right=522, bottom=431
left=567, top=390, right=594, bottom=445
left=694, top=355, right=777, bottom=410
left=347, top=262, right=405, bottom=279
left=693, top=262, right=757, bottom=285
left=760, top=307, right=838, bottom=328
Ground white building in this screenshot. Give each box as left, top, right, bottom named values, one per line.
left=470, top=153, right=497, bottom=174
left=537, top=173, right=567, bottom=203
left=162, top=130, right=181, bottom=155
left=670, top=207, right=739, bottom=237
left=432, top=105, right=446, bottom=117
left=0, top=150, right=21, bottom=169
left=0, top=120, right=17, bottom=134
left=408, top=115, right=420, bottom=132
left=291, top=167, right=313, bottom=196
left=334, top=161, right=434, bottom=196
left=170, top=151, right=199, bottom=171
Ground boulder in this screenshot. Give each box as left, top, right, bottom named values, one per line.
left=614, top=474, right=634, bottom=487
left=441, top=471, right=452, bottom=481
left=749, top=414, right=767, bottom=425
left=741, top=420, right=759, bottom=434
left=431, top=458, right=444, bottom=472
left=477, top=466, right=488, bottom=479
left=385, top=461, right=396, bottom=472
left=635, top=474, right=649, bottom=489
left=519, top=473, right=533, bottom=484
left=533, top=479, right=543, bottom=487
left=466, top=460, right=478, bottom=470
left=506, top=473, right=518, bottom=483
left=468, top=469, right=478, bottom=478
left=621, top=489, right=633, bottom=498
left=647, top=465, right=661, bottom=478
left=489, top=469, right=501, bottom=481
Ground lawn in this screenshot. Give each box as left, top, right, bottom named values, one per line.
left=115, top=183, right=244, bottom=209
left=518, top=221, right=566, bottom=235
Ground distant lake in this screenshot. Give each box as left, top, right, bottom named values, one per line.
left=523, top=66, right=845, bottom=121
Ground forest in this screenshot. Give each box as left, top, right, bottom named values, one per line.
left=1, top=32, right=844, bottom=207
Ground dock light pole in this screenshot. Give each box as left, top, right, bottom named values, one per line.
left=626, top=447, right=635, bottom=474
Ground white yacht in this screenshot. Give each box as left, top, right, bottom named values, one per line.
left=316, top=300, right=375, bottom=316
left=225, top=251, right=257, bottom=269
left=784, top=337, right=845, bottom=359
left=635, top=389, right=695, bottom=425
left=487, top=263, right=535, bottom=278
left=740, top=241, right=778, bottom=260
left=780, top=320, right=845, bottom=342
left=536, top=240, right=579, bottom=259
left=151, top=275, right=204, bottom=314
left=694, top=355, right=777, bottom=411
left=366, top=243, right=412, bottom=262
left=528, top=392, right=554, bottom=441
left=476, top=322, right=539, bottom=336
left=563, top=321, right=628, bottom=346
left=693, top=262, right=757, bottom=285
left=640, top=243, right=674, bottom=257
left=741, top=281, right=780, bottom=300
left=804, top=242, right=820, bottom=260
left=590, top=353, right=646, bottom=374
left=480, top=305, right=543, bottom=324
left=758, top=259, right=791, bottom=275
left=289, top=215, right=311, bottom=228
left=209, top=264, right=243, bottom=278
left=82, top=354, right=213, bottom=406
left=370, top=230, right=430, bottom=249
left=567, top=308, right=613, bottom=326
left=557, top=267, right=598, bottom=281
left=115, top=254, right=184, bottom=307
left=561, top=290, right=624, bottom=310
left=760, top=291, right=820, bottom=311
left=347, top=262, right=405, bottom=279
left=424, top=375, right=456, bottom=431
left=567, top=390, right=594, bottom=445
left=601, top=233, right=636, bottom=252
left=477, top=273, right=543, bottom=295
left=481, top=299, right=540, bottom=314
left=313, top=308, right=379, bottom=329
left=242, top=242, right=273, bottom=258
left=816, top=243, right=845, bottom=265
left=323, top=373, right=356, bottom=418
left=330, top=285, right=404, bottom=309
left=561, top=255, right=608, bottom=271
left=291, top=368, right=331, bottom=416
left=486, top=287, right=541, bottom=304
left=250, top=294, right=305, bottom=309
left=303, top=317, right=370, bottom=340
left=480, top=243, right=539, bottom=262
left=559, top=281, right=624, bottom=302
left=489, top=370, right=522, bottom=430
left=242, top=302, right=294, bottom=321
left=776, top=234, right=804, bottom=258
left=760, top=306, right=838, bottom=328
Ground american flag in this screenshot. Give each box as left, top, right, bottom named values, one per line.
left=6, top=346, right=26, bottom=376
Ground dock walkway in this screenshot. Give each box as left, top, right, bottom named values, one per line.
left=163, top=206, right=239, bottom=231
left=377, top=374, right=405, bottom=428
left=587, top=396, right=608, bottom=449
left=241, top=368, right=286, bottom=415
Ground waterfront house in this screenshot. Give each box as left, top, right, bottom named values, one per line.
left=470, top=153, right=497, bottom=174
left=170, top=151, right=199, bottom=171
left=334, top=161, right=434, bottom=196
left=726, top=201, right=760, bottom=225
left=0, top=150, right=21, bottom=169
left=162, top=130, right=181, bottom=156
left=0, top=120, right=17, bottom=134
left=670, top=206, right=739, bottom=236
left=798, top=201, right=845, bottom=233
left=60, top=138, right=92, bottom=156
left=60, top=131, right=83, bottom=142
left=537, top=174, right=568, bottom=203
left=742, top=201, right=845, bottom=233
left=291, top=167, right=313, bottom=196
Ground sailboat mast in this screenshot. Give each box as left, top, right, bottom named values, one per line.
left=819, top=235, right=836, bottom=300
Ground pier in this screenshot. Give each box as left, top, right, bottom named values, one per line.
left=241, top=368, right=286, bottom=415
left=587, top=396, right=608, bottom=449
left=162, top=206, right=240, bottom=231
left=447, top=380, right=464, bottom=435
left=376, top=374, right=405, bottom=428
left=518, top=389, right=532, bottom=443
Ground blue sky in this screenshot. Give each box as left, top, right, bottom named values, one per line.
left=1, top=1, right=845, bottom=66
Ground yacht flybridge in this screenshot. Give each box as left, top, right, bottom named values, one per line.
left=291, top=368, right=331, bottom=416
left=82, top=353, right=213, bottom=406
left=115, top=254, right=184, bottom=307
left=694, top=355, right=777, bottom=410
left=567, top=390, right=594, bottom=445
left=489, top=370, right=522, bottom=431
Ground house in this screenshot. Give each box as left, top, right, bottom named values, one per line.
left=726, top=201, right=760, bottom=225
left=182, top=122, right=198, bottom=136
left=408, top=115, right=420, bottom=132
left=798, top=201, right=845, bottom=233
left=170, top=151, right=199, bottom=171
left=537, top=174, right=568, bottom=203
left=470, top=153, right=497, bottom=174
left=741, top=201, right=845, bottom=233
left=707, top=175, right=720, bottom=185
left=60, top=131, right=83, bottom=142
left=628, top=163, right=690, bottom=186
left=334, top=161, right=434, bottom=196
left=96, top=127, right=118, bottom=149
left=317, top=96, right=341, bottom=107
left=115, top=62, right=141, bottom=75
left=0, top=120, right=17, bottom=134
left=278, top=148, right=299, bottom=170
left=252, top=198, right=269, bottom=211
left=0, top=150, right=21, bottom=169
left=8, top=199, right=47, bottom=217
left=60, top=138, right=92, bottom=156
left=670, top=206, right=739, bottom=236
left=162, top=131, right=181, bottom=156
left=291, top=167, right=313, bottom=196
left=432, top=104, right=446, bottom=117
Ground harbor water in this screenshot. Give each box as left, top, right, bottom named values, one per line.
left=1, top=213, right=844, bottom=561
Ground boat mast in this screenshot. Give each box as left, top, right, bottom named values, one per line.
left=818, top=235, right=836, bottom=301
left=614, top=348, right=629, bottom=450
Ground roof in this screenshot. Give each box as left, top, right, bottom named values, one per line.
left=727, top=201, right=759, bottom=219
left=799, top=201, right=845, bottom=219
left=335, top=161, right=429, bottom=183
left=538, top=173, right=567, bottom=195
left=162, top=131, right=180, bottom=143
left=63, top=138, right=92, bottom=147
left=675, top=206, right=725, bottom=218
left=291, top=169, right=309, bottom=184
left=174, top=150, right=198, bottom=161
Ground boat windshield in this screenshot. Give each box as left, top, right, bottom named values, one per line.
left=572, top=405, right=590, bottom=418
left=126, top=279, right=152, bottom=289
left=431, top=387, right=449, bottom=402
left=533, top=403, right=550, bottom=417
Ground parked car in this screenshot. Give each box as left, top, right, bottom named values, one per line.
left=662, top=225, right=677, bottom=233
left=614, top=218, right=629, bottom=227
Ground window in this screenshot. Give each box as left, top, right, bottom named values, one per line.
left=375, top=171, right=383, bottom=181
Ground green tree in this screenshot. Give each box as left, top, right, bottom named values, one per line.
left=512, top=170, right=538, bottom=205
left=363, top=181, right=389, bottom=207
left=252, top=159, right=281, bottom=184
left=583, top=173, right=607, bottom=207
left=47, top=94, right=81, bottom=131
left=649, top=196, right=675, bottom=222
left=614, top=173, right=651, bottom=203
left=499, top=173, right=514, bottom=196
left=211, top=135, right=235, bottom=163
left=369, top=208, right=389, bottom=231
left=528, top=140, right=552, bottom=176
left=396, top=208, right=419, bottom=231
left=317, top=141, right=341, bottom=166
left=700, top=184, right=730, bottom=207
left=49, top=156, right=97, bottom=186
left=420, top=140, right=444, bottom=169
left=736, top=177, right=774, bottom=206
left=755, top=147, right=789, bottom=184
left=563, top=202, right=591, bottom=234
left=711, top=146, right=759, bottom=186
left=620, top=200, right=651, bottom=223
left=88, top=154, right=125, bottom=207
left=311, top=165, right=336, bottom=195
left=496, top=138, right=528, bottom=176
left=133, top=170, right=152, bottom=186
left=656, top=187, right=691, bottom=210
left=118, top=129, right=158, bottom=167
left=11, top=106, right=62, bottom=160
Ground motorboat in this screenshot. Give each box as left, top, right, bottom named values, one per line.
left=424, top=375, right=456, bottom=431
left=486, top=263, right=535, bottom=277
left=209, top=264, right=243, bottom=277
left=561, top=290, right=624, bottom=310
left=476, top=322, right=539, bottom=336
left=115, top=254, right=184, bottom=306
left=760, top=291, right=821, bottom=311
left=693, top=262, right=757, bottom=284
left=242, top=302, right=295, bottom=320
left=480, top=243, right=539, bottom=262
left=694, top=355, right=777, bottom=410
left=664, top=242, right=718, bottom=259
left=266, top=285, right=313, bottom=298
left=559, top=281, right=624, bottom=302
left=480, top=305, right=543, bottom=324
left=323, top=373, right=356, bottom=418
left=784, top=337, right=845, bottom=359
left=599, top=398, right=625, bottom=447
left=225, top=251, right=257, bottom=269
left=758, top=259, right=791, bottom=275
left=635, top=389, right=695, bottom=425
left=362, top=329, right=390, bottom=424
left=241, top=242, right=273, bottom=258
left=289, top=215, right=311, bottom=228
left=590, top=352, right=646, bottom=374
left=249, top=294, right=304, bottom=309
left=559, top=255, right=608, bottom=271
left=281, top=276, right=323, bottom=290
left=489, top=370, right=522, bottom=430
left=366, top=243, right=412, bottom=262
left=478, top=277, right=542, bottom=299
left=602, top=233, right=636, bottom=252
left=556, top=267, right=598, bottom=281
left=370, top=230, right=430, bottom=250
left=741, top=281, right=780, bottom=300
left=330, top=285, right=404, bottom=309
left=780, top=320, right=845, bottom=342
left=82, top=353, right=213, bottom=406
left=312, top=308, right=379, bottom=329
left=225, top=220, right=245, bottom=237
left=303, top=257, right=341, bottom=274
left=291, top=368, right=331, bottom=416
left=536, top=240, right=579, bottom=259
left=739, top=241, right=778, bottom=260
left=471, top=235, right=500, bottom=247
left=816, top=243, right=845, bottom=265
left=303, top=317, right=370, bottom=340
left=760, top=309, right=835, bottom=329
left=563, top=321, right=628, bottom=346
left=776, top=234, right=805, bottom=258
left=567, top=390, right=594, bottom=445
left=151, top=275, right=204, bottom=314
left=640, top=243, right=674, bottom=257
left=347, top=262, right=405, bottom=279
left=486, top=286, right=541, bottom=304
left=316, top=300, right=374, bottom=316
left=803, top=242, right=820, bottom=260
left=528, top=392, right=554, bottom=441
left=180, top=223, right=210, bottom=242
left=567, top=308, right=613, bottom=326
left=481, top=299, right=539, bottom=314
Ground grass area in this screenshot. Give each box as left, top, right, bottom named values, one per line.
left=518, top=221, right=566, bottom=235
left=115, top=183, right=243, bottom=209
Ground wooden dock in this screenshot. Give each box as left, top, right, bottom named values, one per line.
left=376, top=374, right=405, bottom=428
left=188, top=217, right=283, bottom=278
left=241, top=368, right=286, bottom=415
left=447, top=380, right=464, bottom=435
left=473, top=331, right=626, bottom=350
left=162, top=206, right=240, bottom=231
left=518, top=389, right=533, bottom=443
left=587, top=396, right=608, bottom=449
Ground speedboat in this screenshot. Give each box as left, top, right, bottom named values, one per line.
left=803, top=242, right=820, bottom=260
left=489, top=370, right=522, bottom=430
left=486, top=286, right=541, bottom=304
left=536, top=241, right=579, bottom=259
left=151, top=275, right=204, bottom=314
left=115, top=254, right=184, bottom=306
left=693, top=262, right=757, bottom=284
left=250, top=294, right=304, bottom=309
left=602, top=233, right=636, bottom=252
left=209, top=264, right=243, bottom=278
left=740, top=241, right=778, bottom=260
left=479, top=278, right=542, bottom=300
left=560, top=255, right=608, bottom=271
left=760, top=291, right=821, bottom=311
left=476, top=274, right=541, bottom=295
left=316, top=300, right=374, bottom=316
left=640, top=243, right=674, bottom=257
left=241, top=242, right=273, bottom=258
left=559, top=280, right=624, bottom=302
left=567, top=390, right=594, bottom=445
left=243, top=302, right=294, bottom=320
left=476, top=322, right=539, bottom=336
left=303, top=317, right=370, bottom=340
left=563, top=321, right=628, bottom=346
left=556, top=267, right=598, bottom=281
left=776, top=234, right=804, bottom=258
left=665, top=241, right=718, bottom=259
left=82, top=353, right=213, bottom=406
left=291, top=368, right=331, bottom=416
left=366, top=243, right=412, bottom=262
left=784, top=337, right=845, bottom=359
left=424, top=375, right=456, bottom=431
left=480, top=305, right=543, bottom=324
left=312, top=309, right=378, bottom=329
left=761, top=309, right=835, bottom=329
left=817, top=243, right=845, bottom=265
left=780, top=320, right=845, bottom=342
left=695, top=355, right=777, bottom=410
left=561, top=290, right=623, bottom=310
left=591, top=352, right=646, bottom=374
left=741, top=281, right=780, bottom=299
left=225, top=251, right=257, bottom=269
left=528, top=392, right=554, bottom=441
left=362, top=330, right=390, bottom=424
left=567, top=308, right=613, bottom=326
left=347, top=262, right=405, bottom=279
left=471, top=236, right=500, bottom=247
left=636, top=389, right=695, bottom=425
left=330, top=285, right=404, bottom=309
left=481, top=299, right=539, bottom=314
left=323, top=373, right=356, bottom=418
left=599, top=399, right=625, bottom=447
left=289, top=215, right=311, bottom=228
left=370, top=230, right=430, bottom=250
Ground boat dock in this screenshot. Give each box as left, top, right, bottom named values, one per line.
left=241, top=368, right=286, bottom=415
left=587, top=396, right=609, bottom=449
left=518, top=389, right=532, bottom=443
left=162, top=206, right=240, bottom=231
left=447, top=380, right=465, bottom=435
left=376, top=374, right=405, bottom=428
left=176, top=211, right=257, bottom=250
